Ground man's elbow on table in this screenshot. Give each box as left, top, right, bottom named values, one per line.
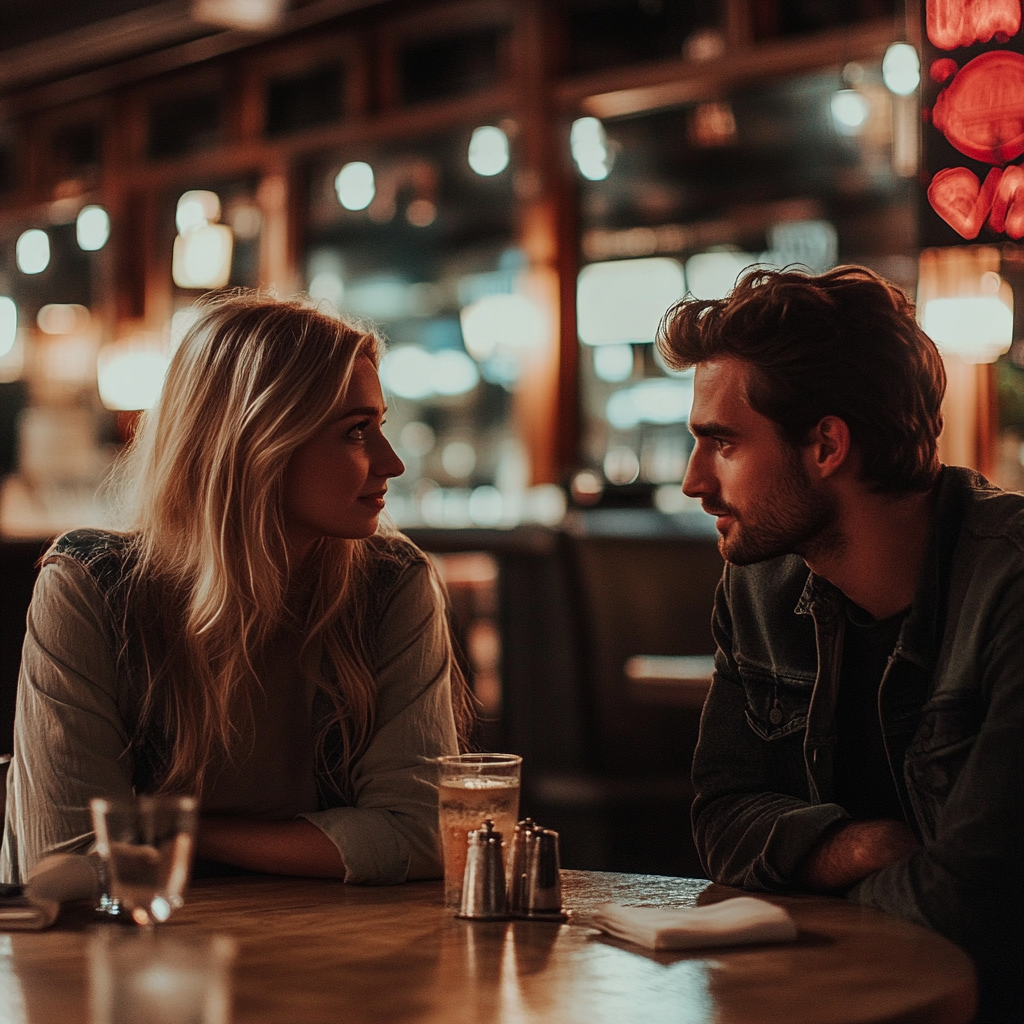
left=796, top=819, right=921, bottom=893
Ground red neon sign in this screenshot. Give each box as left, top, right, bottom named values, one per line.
left=924, top=3, right=1024, bottom=240
left=928, top=164, right=1024, bottom=237
left=927, top=0, right=1022, bottom=50
left=931, top=50, right=1024, bottom=163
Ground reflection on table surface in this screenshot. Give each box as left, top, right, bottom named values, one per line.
left=2, top=870, right=976, bottom=1024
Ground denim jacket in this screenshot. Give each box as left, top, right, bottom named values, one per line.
left=692, top=466, right=1023, bottom=1016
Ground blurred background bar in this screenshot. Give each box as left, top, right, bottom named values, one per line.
left=0, top=0, right=1022, bottom=874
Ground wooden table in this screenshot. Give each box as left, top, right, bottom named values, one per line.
left=2, top=871, right=976, bottom=1024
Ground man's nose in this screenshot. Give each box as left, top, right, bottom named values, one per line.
left=682, top=447, right=706, bottom=497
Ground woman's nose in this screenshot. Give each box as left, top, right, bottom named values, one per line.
left=376, top=435, right=405, bottom=480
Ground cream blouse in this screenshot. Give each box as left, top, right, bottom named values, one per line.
left=1, top=532, right=459, bottom=886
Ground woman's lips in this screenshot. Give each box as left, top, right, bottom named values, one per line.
left=359, top=493, right=386, bottom=511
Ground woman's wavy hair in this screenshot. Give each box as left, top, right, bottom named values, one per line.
left=657, top=265, right=946, bottom=493
left=113, top=291, right=472, bottom=796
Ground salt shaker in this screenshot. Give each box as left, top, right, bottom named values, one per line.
left=456, top=819, right=509, bottom=920
left=509, top=818, right=540, bottom=916
left=518, top=826, right=567, bottom=921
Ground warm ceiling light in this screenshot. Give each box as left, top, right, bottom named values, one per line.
left=16, top=229, right=50, bottom=275
left=883, top=43, right=920, bottom=96
left=175, top=190, right=222, bottom=235
left=467, top=127, right=509, bottom=177
left=577, top=257, right=684, bottom=346
left=379, top=346, right=435, bottom=400
left=97, top=340, right=171, bottom=411
left=76, top=206, right=111, bottom=251
left=684, top=251, right=756, bottom=300
left=406, top=199, right=437, bottom=227
left=335, top=162, right=375, bottom=211
left=606, top=378, right=694, bottom=429
left=191, top=0, right=286, bottom=30
left=922, top=291, right=1013, bottom=363
left=172, top=190, right=233, bottom=290
left=38, top=304, right=90, bottom=335
left=0, top=298, right=17, bottom=358
left=593, top=343, right=634, bottom=383
left=830, top=90, right=869, bottom=134
left=571, top=117, right=611, bottom=181
left=173, top=224, right=234, bottom=289
left=459, top=294, right=548, bottom=362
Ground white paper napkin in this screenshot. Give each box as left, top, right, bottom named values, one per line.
left=592, top=896, right=798, bottom=951
left=0, top=894, right=58, bottom=931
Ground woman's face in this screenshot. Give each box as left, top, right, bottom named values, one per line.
left=282, top=354, right=405, bottom=556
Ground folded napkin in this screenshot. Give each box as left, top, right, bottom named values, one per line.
left=0, top=854, right=103, bottom=932
left=592, top=896, right=798, bottom=951
left=0, top=887, right=58, bottom=932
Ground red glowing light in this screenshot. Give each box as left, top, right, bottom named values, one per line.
left=927, top=0, right=1022, bottom=50
left=928, top=165, right=1024, bottom=238
left=930, top=57, right=959, bottom=84
left=932, top=50, right=1024, bottom=164
left=990, top=163, right=1024, bottom=235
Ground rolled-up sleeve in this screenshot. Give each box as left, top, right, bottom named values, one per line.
left=2, top=559, right=134, bottom=883
left=300, top=559, right=459, bottom=884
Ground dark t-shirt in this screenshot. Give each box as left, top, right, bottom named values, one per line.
left=833, top=601, right=907, bottom=822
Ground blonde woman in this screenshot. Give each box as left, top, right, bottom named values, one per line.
left=1, top=293, right=472, bottom=885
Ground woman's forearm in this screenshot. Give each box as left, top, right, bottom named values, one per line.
left=196, top=815, right=346, bottom=878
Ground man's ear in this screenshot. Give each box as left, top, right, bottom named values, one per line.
left=804, top=415, right=851, bottom=480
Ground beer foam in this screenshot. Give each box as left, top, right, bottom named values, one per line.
left=441, top=775, right=517, bottom=790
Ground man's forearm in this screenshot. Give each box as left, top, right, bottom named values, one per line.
left=197, top=816, right=346, bottom=878
left=797, top=819, right=920, bottom=892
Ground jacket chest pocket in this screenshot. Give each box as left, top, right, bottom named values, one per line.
left=905, top=696, right=983, bottom=801
left=738, top=663, right=812, bottom=741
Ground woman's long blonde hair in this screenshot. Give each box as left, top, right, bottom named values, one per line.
left=113, top=291, right=470, bottom=796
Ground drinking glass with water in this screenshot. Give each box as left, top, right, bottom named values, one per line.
left=90, top=794, right=198, bottom=926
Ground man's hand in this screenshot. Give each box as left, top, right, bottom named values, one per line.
left=797, top=819, right=921, bottom=893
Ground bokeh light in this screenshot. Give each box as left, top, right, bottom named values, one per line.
left=468, top=126, right=510, bottom=176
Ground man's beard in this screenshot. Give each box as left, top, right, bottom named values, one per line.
left=713, top=449, right=838, bottom=566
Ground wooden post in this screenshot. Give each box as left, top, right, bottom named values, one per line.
left=511, top=0, right=578, bottom=485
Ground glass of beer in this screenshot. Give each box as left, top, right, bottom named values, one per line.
left=437, top=753, right=521, bottom=910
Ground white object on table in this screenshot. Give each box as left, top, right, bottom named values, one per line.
left=592, top=896, right=798, bottom=950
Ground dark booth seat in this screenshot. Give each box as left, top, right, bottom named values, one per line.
left=410, top=508, right=723, bottom=879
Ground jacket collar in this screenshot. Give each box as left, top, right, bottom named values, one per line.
left=793, top=466, right=982, bottom=670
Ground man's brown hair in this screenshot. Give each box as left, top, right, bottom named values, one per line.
left=657, top=265, right=946, bottom=493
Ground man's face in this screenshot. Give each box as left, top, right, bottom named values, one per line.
left=683, top=356, right=836, bottom=565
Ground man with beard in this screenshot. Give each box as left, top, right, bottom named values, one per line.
left=658, top=265, right=1021, bottom=1023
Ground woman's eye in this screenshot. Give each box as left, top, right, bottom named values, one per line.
left=348, top=421, right=370, bottom=439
